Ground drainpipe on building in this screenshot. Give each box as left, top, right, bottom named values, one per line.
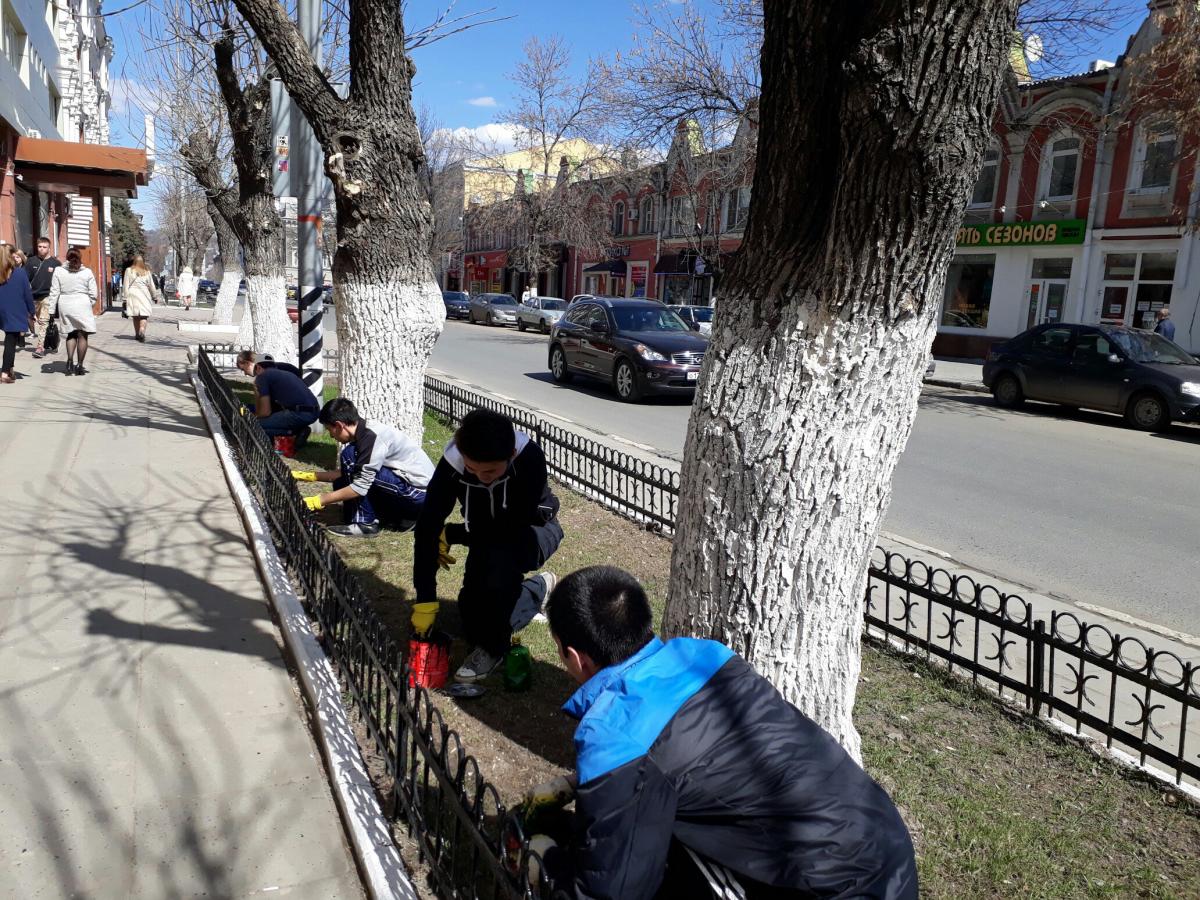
left=1076, top=68, right=1117, bottom=324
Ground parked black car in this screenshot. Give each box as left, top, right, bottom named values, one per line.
left=197, top=278, right=219, bottom=302
left=442, top=290, right=471, bottom=319
left=548, top=298, right=709, bottom=402
left=982, top=323, right=1200, bottom=431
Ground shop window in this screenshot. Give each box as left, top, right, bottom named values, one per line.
left=612, top=201, right=625, bottom=236
left=1139, top=251, right=1177, bottom=281
left=1031, top=258, right=1072, bottom=279
left=1135, top=124, right=1176, bottom=190
left=1101, top=251, right=1176, bottom=328
left=1043, top=137, right=1080, bottom=201
left=1103, top=253, right=1136, bottom=280
left=639, top=196, right=655, bottom=234
left=941, top=254, right=994, bottom=328
left=970, top=147, right=1000, bottom=207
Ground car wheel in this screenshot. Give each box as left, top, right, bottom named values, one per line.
left=1125, top=391, right=1170, bottom=432
left=614, top=358, right=642, bottom=403
left=541, top=319, right=550, bottom=334
left=517, top=319, right=526, bottom=332
left=992, top=373, right=1024, bottom=408
left=550, top=345, right=573, bottom=383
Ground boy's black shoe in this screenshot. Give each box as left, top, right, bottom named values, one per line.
left=328, top=521, right=381, bottom=538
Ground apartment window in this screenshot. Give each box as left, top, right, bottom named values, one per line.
left=4, top=16, right=25, bottom=81
left=1044, top=136, right=1080, bottom=200
left=612, top=200, right=625, bottom=236
left=723, top=186, right=751, bottom=231
left=1137, top=124, right=1177, bottom=190
left=639, top=196, right=655, bottom=234
left=970, top=147, right=1000, bottom=207
left=669, top=196, right=695, bottom=237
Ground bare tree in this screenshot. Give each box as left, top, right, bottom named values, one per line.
left=1017, top=0, right=1140, bottom=73
left=663, top=1, right=1019, bottom=759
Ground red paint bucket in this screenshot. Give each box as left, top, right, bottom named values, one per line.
left=408, top=634, right=450, bottom=689
left=274, top=435, right=297, bottom=457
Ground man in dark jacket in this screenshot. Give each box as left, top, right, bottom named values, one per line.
left=1154, top=307, right=1176, bottom=342
left=412, top=408, right=563, bottom=682
left=536, top=566, right=918, bottom=900
left=25, top=237, right=60, bottom=358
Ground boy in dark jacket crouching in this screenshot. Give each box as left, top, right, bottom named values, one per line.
left=412, top=409, right=563, bottom=683
left=534, top=565, right=918, bottom=899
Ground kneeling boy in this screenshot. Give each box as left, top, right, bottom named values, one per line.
left=293, top=398, right=434, bottom=537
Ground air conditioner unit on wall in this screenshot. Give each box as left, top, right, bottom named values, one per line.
left=26, top=129, right=41, bottom=139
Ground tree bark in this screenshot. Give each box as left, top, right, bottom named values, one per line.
left=209, top=202, right=243, bottom=325
left=663, top=0, right=1018, bottom=760
left=231, top=0, right=443, bottom=437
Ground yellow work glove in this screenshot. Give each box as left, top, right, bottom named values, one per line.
left=438, top=529, right=457, bottom=570
left=291, top=470, right=317, bottom=482
left=303, top=494, right=324, bottom=511
left=524, top=774, right=578, bottom=812
left=411, top=601, right=439, bottom=636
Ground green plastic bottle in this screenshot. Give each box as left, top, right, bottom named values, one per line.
left=503, top=637, right=532, bottom=692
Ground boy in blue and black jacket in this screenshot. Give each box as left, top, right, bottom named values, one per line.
left=537, top=565, right=918, bottom=899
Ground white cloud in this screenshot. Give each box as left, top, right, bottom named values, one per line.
left=435, top=122, right=522, bottom=154
left=466, top=95, right=498, bottom=107
left=109, top=77, right=145, bottom=118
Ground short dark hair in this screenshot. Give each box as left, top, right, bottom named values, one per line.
left=547, top=566, right=654, bottom=669
left=65, top=247, right=82, bottom=272
left=36, top=236, right=50, bottom=246
left=455, top=408, right=516, bottom=462
left=319, top=397, right=360, bottom=427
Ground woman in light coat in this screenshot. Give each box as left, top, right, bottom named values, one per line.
left=121, top=254, right=161, bottom=342
left=48, top=247, right=97, bottom=376
left=176, top=265, right=197, bottom=310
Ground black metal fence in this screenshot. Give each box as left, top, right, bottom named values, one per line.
left=197, top=345, right=548, bottom=899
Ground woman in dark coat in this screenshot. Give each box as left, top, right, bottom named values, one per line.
left=0, top=245, right=35, bottom=384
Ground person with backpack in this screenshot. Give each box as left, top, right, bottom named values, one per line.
left=25, top=237, right=60, bottom=359
left=412, top=408, right=563, bottom=682
left=0, top=246, right=35, bottom=384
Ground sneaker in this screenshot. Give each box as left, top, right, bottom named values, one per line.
left=295, top=425, right=311, bottom=448
left=32, top=347, right=45, bottom=359
left=327, top=521, right=381, bottom=538
left=531, top=572, right=558, bottom=623
left=455, top=647, right=501, bottom=683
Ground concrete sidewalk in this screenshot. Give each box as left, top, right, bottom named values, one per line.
left=927, top=357, right=986, bottom=392
left=0, top=308, right=364, bottom=897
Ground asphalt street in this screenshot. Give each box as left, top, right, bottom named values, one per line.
left=429, top=319, right=1200, bottom=635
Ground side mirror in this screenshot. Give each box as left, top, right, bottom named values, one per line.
left=1107, top=353, right=1122, bottom=364
left=589, top=321, right=608, bottom=334
left=690, top=321, right=701, bottom=332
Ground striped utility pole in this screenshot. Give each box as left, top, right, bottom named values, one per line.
left=294, top=0, right=324, bottom=403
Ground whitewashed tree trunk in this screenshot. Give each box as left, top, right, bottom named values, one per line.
left=663, top=0, right=1019, bottom=760
left=211, top=270, right=242, bottom=326
left=242, top=273, right=294, bottom=363
left=337, top=271, right=444, bottom=438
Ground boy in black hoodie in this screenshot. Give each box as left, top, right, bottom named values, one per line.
left=412, top=409, right=563, bottom=682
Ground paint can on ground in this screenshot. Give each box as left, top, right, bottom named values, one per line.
left=408, top=633, right=450, bottom=689
left=273, top=435, right=297, bottom=457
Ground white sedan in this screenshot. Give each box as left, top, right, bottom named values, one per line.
left=516, top=296, right=568, bottom=334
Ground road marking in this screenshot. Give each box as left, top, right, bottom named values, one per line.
left=1075, top=603, right=1200, bottom=650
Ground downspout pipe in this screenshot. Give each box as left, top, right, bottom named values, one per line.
left=1076, top=67, right=1117, bottom=323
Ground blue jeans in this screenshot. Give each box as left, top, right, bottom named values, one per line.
left=334, top=443, right=427, bottom=527
left=260, top=407, right=319, bottom=438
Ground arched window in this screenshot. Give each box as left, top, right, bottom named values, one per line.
left=970, top=146, right=1000, bottom=207
left=612, top=201, right=625, bottom=236
left=1043, top=136, right=1080, bottom=201
left=640, top=196, right=655, bottom=234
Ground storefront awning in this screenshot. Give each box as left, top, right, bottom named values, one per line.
left=13, top=137, right=150, bottom=198
left=583, top=259, right=627, bottom=274
left=652, top=253, right=690, bottom=276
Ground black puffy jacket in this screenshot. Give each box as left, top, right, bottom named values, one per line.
left=545, top=637, right=918, bottom=899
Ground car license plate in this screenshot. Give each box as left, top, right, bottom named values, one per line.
left=687, top=371, right=699, bottom=382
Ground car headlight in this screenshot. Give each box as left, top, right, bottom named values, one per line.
left=1181, top=382, right=1200, bottom=398
left=634, top=343, right=668, bottom=362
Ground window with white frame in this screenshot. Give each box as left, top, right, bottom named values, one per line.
left=1043, top=136, right=1080, bottom=201
left=669, top=196, right=695, bottom=237
left=3, top=16, right=25, bottom=81
left=639, top=196, right=655, bottom=234
left=612, top=200, right=625, bottom=236
left=1136, top=124, right=1177, bottom=190
left=723, top=186, right=751, bottom=230
left=970, top=147, right=1000, bottom=207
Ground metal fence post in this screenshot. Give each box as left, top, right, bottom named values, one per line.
left=1032, top=619, right=1047, bottom=717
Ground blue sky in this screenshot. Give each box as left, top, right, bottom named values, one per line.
left=107, top=0, right=1150, bottom=226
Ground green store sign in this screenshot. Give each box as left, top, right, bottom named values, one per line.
left=956, top=219, right=1086, bottom=248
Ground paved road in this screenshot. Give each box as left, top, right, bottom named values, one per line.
left=430, top=320, right=1200, bottom=635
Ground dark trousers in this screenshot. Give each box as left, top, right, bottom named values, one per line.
left=2, top=332, right=17, bottom=372
left=333, top=443, right=427, bottom=527
left=457, top=519, right=563, bottom=657
left=260, top=407, right=318, bottom=438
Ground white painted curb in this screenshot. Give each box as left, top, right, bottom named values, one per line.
left=179, top=321, right=240, bottom=334
left=192, top=374, right=418, bottom=900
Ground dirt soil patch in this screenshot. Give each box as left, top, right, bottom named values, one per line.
left=261, top=395, right=1199, bottom=899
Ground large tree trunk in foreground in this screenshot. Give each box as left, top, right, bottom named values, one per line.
left=664, top=1, right=1018, bottom=760
left=238, top=194, right=294, bottom=363
left=209, top=207, right=243, bottom=326
left=231, top=0, right=443, bottom=437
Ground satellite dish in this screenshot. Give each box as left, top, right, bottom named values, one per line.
left=1025, top=33, right=1045, bottom=64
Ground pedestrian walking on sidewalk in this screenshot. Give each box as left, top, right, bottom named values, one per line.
left=412, top=408, right=563, bottom=683
left=0, top=246, right=35, bottom=384
left=24, top=236, right=60, bottom=359
left=121, top=255, right=161, bottom=342
left=48, top=248, right=97, bottom=377
left=1154, top=307, right=1176, bottom=342
left=176, top=266, right=197, bottom=310
left=293, top=397, right=435, bottom=537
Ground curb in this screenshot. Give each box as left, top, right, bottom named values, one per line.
left=191, top=374, right=417, bottom=900
left=923, top=377, right=989, bottom=394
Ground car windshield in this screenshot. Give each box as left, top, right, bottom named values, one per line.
left=1109, top=330, right=1195, bottom=365
left=489, top=296, right=516, bottom=305
left=540, top=300, right=565, bottom=311
left=612, top=307, right=691, bottom=333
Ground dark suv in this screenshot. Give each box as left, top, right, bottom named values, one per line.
left=548, top=298, right=710, bottom=401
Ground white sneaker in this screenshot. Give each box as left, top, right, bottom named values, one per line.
left=455, top=647, right=501, bottom=683
left=532, top=572, right=558, bottom=623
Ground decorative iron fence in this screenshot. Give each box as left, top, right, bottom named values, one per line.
left=197, top=345, right=548, bottom=899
